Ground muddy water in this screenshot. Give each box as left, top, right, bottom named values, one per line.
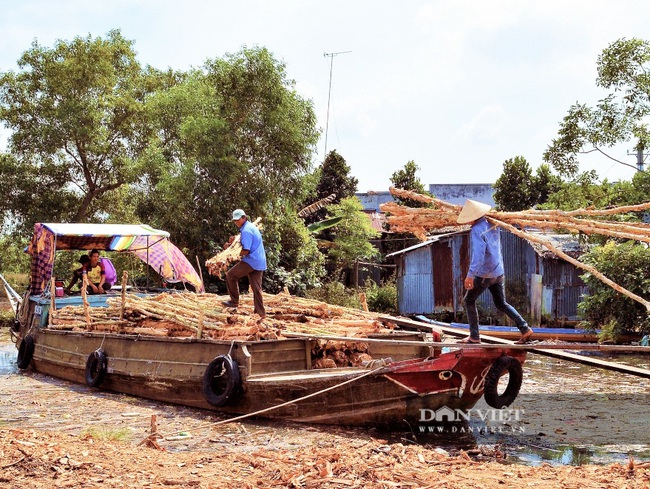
left=1, top=330, right=649, bottom=466
left=471, top=353, right=650, bottom=465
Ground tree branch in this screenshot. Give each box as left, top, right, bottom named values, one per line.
left=579, top=146, right=646, bottom=172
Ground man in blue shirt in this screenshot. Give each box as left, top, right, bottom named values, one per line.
left=457, top=199, right=533, bottom=344
left=222, top=209, right=267, bottom=318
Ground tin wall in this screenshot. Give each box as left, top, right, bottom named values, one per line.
left=394, top=231, right=587, bottom=322
left=396, top=246, right=434, bottom=315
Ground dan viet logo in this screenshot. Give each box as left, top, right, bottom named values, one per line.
left=418, top=407, right=526, bottom=434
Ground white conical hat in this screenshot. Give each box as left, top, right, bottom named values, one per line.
left=457, top=199, right=491, bottom=224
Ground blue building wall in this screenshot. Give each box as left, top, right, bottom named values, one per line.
left=356, top=191, right=394, bottom=212
left=356, top=184, right=495, bottom=212
left=428, top=184, right=495, bottom=207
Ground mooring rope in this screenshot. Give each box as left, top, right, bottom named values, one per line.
left=138, top=363, right=387, bottom=446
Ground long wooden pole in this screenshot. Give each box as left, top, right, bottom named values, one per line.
left=384, top=315, right=650, bottom=379
left=487, top=217, right=650, bottom=312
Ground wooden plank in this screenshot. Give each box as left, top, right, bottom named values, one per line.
left=530, top=273, right=542, bottom=326
left=382, top=315, right=650, bottom=379
left=285, top=331, right=650, bottom=352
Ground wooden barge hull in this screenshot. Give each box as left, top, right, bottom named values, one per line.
left=23, top=328, right=525, bottom=427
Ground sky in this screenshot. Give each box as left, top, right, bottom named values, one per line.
left=1, top=0, right=649, bottom=192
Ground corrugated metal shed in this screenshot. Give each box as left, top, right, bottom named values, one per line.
left=387, top=230, right=588, bottom=323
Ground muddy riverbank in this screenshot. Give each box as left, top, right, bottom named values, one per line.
left=1, top=329, right=649, bottom=466
left=2, top=329, right=650, bottom=487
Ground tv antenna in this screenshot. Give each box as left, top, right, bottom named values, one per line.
left=323, top=50, right=352, bottom=157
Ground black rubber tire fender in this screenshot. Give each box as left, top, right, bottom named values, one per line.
left=85, top=349, right=108, bottom=388
left=202, top=354, right=241, bottom=407
left=483, top=355, right=523, bottom=409
left=16, top=335, right=35, bottom=370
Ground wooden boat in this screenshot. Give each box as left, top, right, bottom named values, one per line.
left=10, top=223, right=527, bottom=427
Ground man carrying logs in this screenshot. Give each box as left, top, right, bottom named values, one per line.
left=221, top=209, right=267, bottom=318
left=457, top=199, right=534, bottom=344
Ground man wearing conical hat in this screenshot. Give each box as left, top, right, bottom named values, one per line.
left=457, top=199, right=533, bottom=344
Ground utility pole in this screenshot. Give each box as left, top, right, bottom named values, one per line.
left=628, top=144, right=649, bottom=171
left=636, top=146, right=648, bottom=172
left=323, top=50, right=351, bottom=157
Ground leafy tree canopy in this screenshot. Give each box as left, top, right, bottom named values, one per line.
left=303, top=149, right=358, bottom=232
left=579, top=240, right=650, bottom=336
left=0, top=30, right=151, bottom=232
left=493, top=157, right=562, bottom=211
left=262, top=205, right=325, bottom=296
left=389, top=160, right=432, bottom=207
left=326, top=197, right=379, bottom=273
left=132, top=47, right=321, bottom=290
left=544, top=38, right=650, bottom=179
left=493, top=156, right=536, bottom=211
left=315, top=150, right=358, bottom=203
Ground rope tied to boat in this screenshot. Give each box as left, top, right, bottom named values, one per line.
left=137, top=363, right=389, bottom=447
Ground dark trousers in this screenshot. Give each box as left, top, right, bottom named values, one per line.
left=86, top=282, right=111, bottom=294
left=463, top=275, right=529, bottom=340
left=226, top=261, right=265, bottom=317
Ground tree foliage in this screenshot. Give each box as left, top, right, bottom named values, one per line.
left=544, top=38, right=650, bottom=178
left=327, top=197, right=379, bottom=274
left=493, top=157, right=562, bottom=211
left=0, top=30, right=150, bottom=231
left=542, top=170, right=639, bottom=215
left=262, top=207, right=325, bottom=295
left=389, top=160, right=432, bottom=207
left=579, top=241, right=650, bottom=336
left=314, top=150, right=358, bottom=205
left=493, top=156, right=536, bottom=211
left=133, top=47, right=320, bottom=274
left=532, top=164, right=563, bottom=206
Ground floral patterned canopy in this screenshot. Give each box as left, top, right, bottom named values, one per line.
left=28, top=223, right=204, bottom=294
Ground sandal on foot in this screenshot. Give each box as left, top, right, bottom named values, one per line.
left=457, top=337, right=481, bottom=344
left=515, top=329, right=534, bottom=344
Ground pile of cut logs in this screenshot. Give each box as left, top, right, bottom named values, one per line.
left=49, top=290, right=395, bottom=345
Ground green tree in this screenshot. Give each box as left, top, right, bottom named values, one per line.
left=0, top=30, right=150, bottom=230
left=544, top=38, right=650, bottom=179
left=389, top=160, right=432, bottom=207
left=327, top=197, right=379, bottom=277
left=305, top=150, right=358, bottom=242
left=493, top=156, right=536, bottom=211
left=579, top=240, right=650, bottom=337
left=543, top=170, right=636, bottom=213
left=494, top=158, right=563, bottom=211
left=262, top=206, right=325, bottom=295
left=532, top=164, right=563, bottom=205
left=133, top=47, right=321, bottom=291
left=315, top=150, right=358, bottom=203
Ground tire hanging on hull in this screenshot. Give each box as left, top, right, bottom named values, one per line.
left=85, top=349, right=108, bottom=387
left=202, top=354, right=241, bottom=407
left=483, top=355, right=523, bottom=409
left=16, top=335, right=35, bottom=370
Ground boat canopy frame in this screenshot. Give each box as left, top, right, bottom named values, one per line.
left=27, top=223, right=204, bottom=294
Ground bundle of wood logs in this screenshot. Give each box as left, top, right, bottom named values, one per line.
left=382, top=187, right=650, bottom=311
left=49, top=290, right=395, bottom=344
left=205, top=218, right=263, bottom=278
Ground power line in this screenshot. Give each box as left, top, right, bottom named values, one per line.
left=323, top=51, right=351, bottom=157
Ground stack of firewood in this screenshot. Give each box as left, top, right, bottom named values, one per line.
left=311, top=339, right=373, bottom=368
left=382, top=187, right=650, bottom=311
left=49, top=291, right=395, bottom=342
left=205, top=218, right=263, bottom=278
